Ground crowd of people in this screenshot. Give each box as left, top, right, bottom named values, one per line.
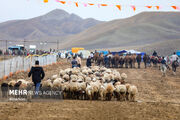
left=70, top=50, right=179, bottom=77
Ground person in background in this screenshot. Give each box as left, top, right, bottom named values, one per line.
left=76, top=55, right=82, bottom=68
left=28, top=60, right=45, bottom=96
left=86, top=56, right=92, bottom=67
left=160, top=57, right=167, bottom=77
left=153, top=50, right=157, bottom=57
left=171, top=52, right=179, bottom=75
left=90, top=52, right=94, bottom=59
left=71, top=56, right=78, bottom=68
left=136, top=54, right=142, bottom=69
left=143, top=54, right=148, bottom=68
left=104, top=55, right=109, bottom=68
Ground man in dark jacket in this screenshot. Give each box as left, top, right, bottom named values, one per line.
left=136, top=54, right=142, bottom=69
left=28, top=61, right=45, bottom=95
left=86, top=56, right=92, bottom=67
left=143, top=54, right=148, bottom=68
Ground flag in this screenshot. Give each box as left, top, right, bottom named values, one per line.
left=44, top=0, right=48, bottom=3
left=60, top=1, right=66, bottom=4
left=116, top=5, right=121, bottom=10
left=131, top=5, right=136, bottom=11
left=75, top=2, right=78, bottom=7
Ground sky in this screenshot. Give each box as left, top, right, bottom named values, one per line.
left=0, top=0, right=180, bottom=23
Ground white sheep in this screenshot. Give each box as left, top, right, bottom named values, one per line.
left=128, top=85, right=138, bottom=102
left=121, top=73, right=127, bottom=80
left=63, top=74, right=70, bottom=81
left=51, top=74, right=58, bottom=80
left=59, top=70, right=66, bottom=77
left=104, top=83, right=115, bottom=100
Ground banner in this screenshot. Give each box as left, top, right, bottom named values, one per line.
left=42, top=0, right=180, bottom=11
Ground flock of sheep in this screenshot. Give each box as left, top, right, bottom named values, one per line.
left=1, top=66, right=138, bottom=101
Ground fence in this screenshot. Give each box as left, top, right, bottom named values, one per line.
left=0, top=54, right=57, bottom=79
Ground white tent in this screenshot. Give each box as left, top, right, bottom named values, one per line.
left=78, top=50, right=90, bottom=59
left=126, top=50, right=141, bottom=54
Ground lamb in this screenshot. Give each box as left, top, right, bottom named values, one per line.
left=128, top=85, right=138, bottom=102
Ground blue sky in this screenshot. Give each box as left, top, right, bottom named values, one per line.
left=0, top=0, right=180, bottom=23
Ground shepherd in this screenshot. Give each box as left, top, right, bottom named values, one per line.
left=28, top=60, right=45, bottom=96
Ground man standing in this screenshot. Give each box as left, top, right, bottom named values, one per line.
left=161, top=57, right=167, bottom=77
left=28, top=61, right=45, bottom=95
left=171, top=52, right=179, bottom=75
left=136, top=54, right=142, bottom=69
left=86, top=56, right=92, bottom=67
left=71, top=56, right=78, bottom=68
left=143, top=54, right=148, bottom=68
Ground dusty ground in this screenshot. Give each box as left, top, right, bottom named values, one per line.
left=0, top=59, right=180, bottom=120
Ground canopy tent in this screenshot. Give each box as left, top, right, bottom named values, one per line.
left=8, top=46, right=24, bottom=50
left=176, top=50, right=180, bottom=56
left=98, top=51, right=109, bottom=55
left=111, top=50, right=127, bottom=55
left=78, top=50, right=90, bottom=59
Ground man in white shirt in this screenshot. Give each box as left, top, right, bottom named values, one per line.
left=171, top=52, right=179, bottom=62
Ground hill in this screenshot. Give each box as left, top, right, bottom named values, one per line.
left=0, top=9, right=102, bottom=40
left=60, top=12, right=180, bottom=55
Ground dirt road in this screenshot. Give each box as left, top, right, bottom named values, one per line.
left=0, top=59, right=180, bottom=120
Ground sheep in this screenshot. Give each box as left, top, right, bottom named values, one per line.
left=121, top=73, right=127, bottom=80
left=77, top=81, right=86, bottom=100
left=85, top=77, right=91, bottom=83
left=69, top=81, right=79, bottom=99
left=121, top=73, right=127, bottom=84
left=125, top=83, right=131, bottom=101
left=103, top=73, right=111, bottom=83
left=90, top=81, right=101, bottom=100
left=63, top=74, right=70, bottom=81
left=99, top=84, right=106, bottom=100
left=8, top=80, right=16, bottom=89
left=82, top=69, right=88, bottom=75
left=113, top=72, right=121, bottom=81
left=72, top=68, right=80, bottom=75
left=118, top=84, right=127, bottom=101
left=104, top=83, right=115, bottom=100
left=51, top=74, right=58, bottom=80
left=128, top=85, right=138, bottom=102
left=59, top=70, right=66, bottom=77
left=85, top=83, right=93, bottom=100
left=52, top=78, right=63, bottom=90
left=70, top=75, right=78, bottom=81
left=61, top=81, right=70, bottom=99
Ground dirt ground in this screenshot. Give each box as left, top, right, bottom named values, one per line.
left=0, top=59, right=180, bottom=120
